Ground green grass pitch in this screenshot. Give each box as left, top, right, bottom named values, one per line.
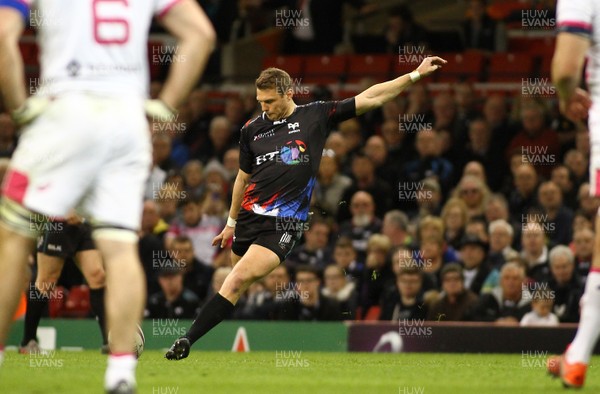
left=0, top=351, right=597, bottom=393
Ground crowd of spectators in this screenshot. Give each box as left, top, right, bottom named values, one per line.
left=0, top=1, right=576, bottom=326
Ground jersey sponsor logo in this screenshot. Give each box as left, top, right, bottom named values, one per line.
left=254, top=129, right=275, bottom=141
left=255, top=140, right=309, bottom=166
left=279, top=140, right=308, bottom=165
left=67, top=60, right=81, bottom=77
left=255, top=150, right=280, bottom=165
left=287, top=122, right=300, bottom=133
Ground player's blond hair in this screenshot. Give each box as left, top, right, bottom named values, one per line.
left=256, top=67, right=292, bottom=96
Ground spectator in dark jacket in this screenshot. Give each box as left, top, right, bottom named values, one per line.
left=360, top=234, right=395, bottom=315
left=338, top=191, right=382, bottom=262
left=462, top=0, right=497, bottom=51
left=427, top=263, right=479, bottom=321
left=469, top=262, right=531, bottom=323
left=547, top=245, right=584, bottom=323
left=145, top=269, right=200, bottom=319
left=274, top=266, right=343, bottom=321
left=536, top=181, right=574, bottom=247
left=380, top=267, right=427, bottom=321
left=458, top=234, right=492, bottom=295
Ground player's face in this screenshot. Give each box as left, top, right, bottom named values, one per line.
left=256, top=88, right=293, bottom=121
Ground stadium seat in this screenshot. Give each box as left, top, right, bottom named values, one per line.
left=393, top=54, right=418, bottom=77
left=262, top=55, right=305, bottom=79
left=435, top=51, right=485, bottom=82
left=362, top=306, right=382, bottom=321
left=59, top=285, right=91, bottom=318
left=304, top=55, right=347, bottom=84
left=488, top=53, right=534, bottom=82
left=347, top=54, right=393, bottom=83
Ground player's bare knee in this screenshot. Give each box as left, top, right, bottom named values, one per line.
left=221, top=270, right=253, bottom=298
left=84, top=266, right=106, bottom=288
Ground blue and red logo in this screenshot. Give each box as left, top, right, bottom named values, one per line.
left=279, top=140, right=308, bottom=165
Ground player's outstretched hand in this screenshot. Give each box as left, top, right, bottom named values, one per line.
left=560, top=87, right=591, bottom=122
left=415, top=56, right=447, bottom=78
left=212, top=225, right=234, bottom=248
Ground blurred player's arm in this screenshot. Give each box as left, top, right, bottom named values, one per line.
left=0, top=6, right=26, bottom=112
left=552, top=32, right=592, bottom=121
left=354, top=56, right=446, bottom=116
left=157, top=0, right=216, bottom=111
left=212, top=169, right=251, bottom=248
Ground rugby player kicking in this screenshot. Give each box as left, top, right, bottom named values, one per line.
left=166, top=56, right=446, bottom=360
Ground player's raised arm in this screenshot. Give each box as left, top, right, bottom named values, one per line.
left=0, top=6, right=27, bottom=113
left=212, top=169, right=251, bottom=248
left=552, top=32, right=592, bottom=121
left=155, top=0, right=216, bottom=111
left=354, top=56, right=446, bottom=116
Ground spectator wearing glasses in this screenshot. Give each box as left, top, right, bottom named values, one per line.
left=452, top=175, right=490, bottom=220
left=380, top=267, right=427, bottom=321
left=427, top=263, right=479, bottom=322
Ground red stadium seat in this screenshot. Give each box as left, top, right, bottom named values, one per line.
left=488, top=53, right=534, bottom=82
left=59, top=285, right=91, bottom=318
left=304, top=55, right=347, bottom=84
left=262, top=55, right=305, bottom=79
left=363, top=306, right=382, bottom=321
left=393, top=53, right=418, bottom=76
left=435, top=51, right=485, bottom=82
left=347, top=54, right=393, bottom=83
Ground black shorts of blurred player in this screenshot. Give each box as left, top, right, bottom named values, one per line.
left=20, top=219, right=108, bottom=353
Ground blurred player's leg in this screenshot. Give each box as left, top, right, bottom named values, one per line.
left=0, top=217, right=35, bottom=365
left=166, top=246, right=279, bottom=360
left=75, top=250, right=108, bottom=351
left=93, top=235, right=145, bottom=392
left=553, top=215, right=600, bottom=387
left=548, top=116, right=600, bottom=388
left=21, top=254, right=64, bottom=353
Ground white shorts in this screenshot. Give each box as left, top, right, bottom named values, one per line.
left=1, top=93, right=151, bottom=230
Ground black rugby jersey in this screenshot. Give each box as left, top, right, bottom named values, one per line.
left=238, top=98, right=355, bottom=221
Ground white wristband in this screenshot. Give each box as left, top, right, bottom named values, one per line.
left=409, top=70, right=421, bottom=83
left=226, top=216, right=237, bottom=228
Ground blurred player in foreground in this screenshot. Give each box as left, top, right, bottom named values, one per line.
left=21, top=215, right=108, bottom=354
left=0, top=1, right=215, bottom=393
left=547, top=0, right=597, bottom=389
left=165, top=56, right=447, bottom=360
